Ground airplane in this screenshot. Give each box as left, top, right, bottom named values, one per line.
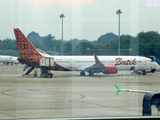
left=13, top=28, right=158, bottom=78
left=0, top=55, right=19, bottom=65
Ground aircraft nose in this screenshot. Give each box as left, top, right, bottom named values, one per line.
left=153, top=62, right=159, bottom=68
left=156, top=63, right=159, bottom=67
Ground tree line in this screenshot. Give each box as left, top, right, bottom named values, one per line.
left=0, top=31, right=160, bottom=59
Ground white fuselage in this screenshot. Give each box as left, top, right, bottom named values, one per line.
left=0, top=55, right=18, bottom=65
left=43, top=55, right=158, bottom=72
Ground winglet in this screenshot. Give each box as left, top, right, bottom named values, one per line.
left=93, top=53, right=100, bottom=63
left=115, top=84, right=121, bottom=95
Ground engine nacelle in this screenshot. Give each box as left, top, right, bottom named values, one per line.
left=103, top=66, right=118, bottom=74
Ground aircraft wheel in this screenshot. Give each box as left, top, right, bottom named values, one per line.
left=89, top=71, right=94, bottom=76
left=143, top=72, right=146, bottom=75
left=80, top=71, right=85, bottom=76
left=34, top=74, right=37, bottom=77
left=48, top=74, right=52, bottom=78
left=151, top=69, right=155, bottom=73
left=41, top=73, right=45, bottom=78
left=50, top=74, right=52, bottom=78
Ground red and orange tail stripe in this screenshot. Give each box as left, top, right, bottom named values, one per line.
left=14, top=28, right=44, bottom=62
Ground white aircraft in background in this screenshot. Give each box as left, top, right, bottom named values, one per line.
left=0, top=55, right=19, bottom=65
left=13, top=28, right=158, bottom=78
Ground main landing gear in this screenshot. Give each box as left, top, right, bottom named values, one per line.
left=80, top=71, right=94, bottom=76
left=80, top=71, right=85, bottom=76
left=142, top=70, right=146, bottom=75
left=89, top=71, right=94, bottom=76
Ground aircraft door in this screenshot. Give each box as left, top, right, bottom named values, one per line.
left=144, top=60, right=147, bottom=66
left=68, top=59, right=77, bottom=70
left=69, top=59, right=72, bottom=67
left=66, top=59, right=73, bottom=70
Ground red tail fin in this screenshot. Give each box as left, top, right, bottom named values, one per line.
left=14, top=28, right=43, bottom=63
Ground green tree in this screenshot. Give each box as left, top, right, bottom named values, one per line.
left=42, top=34, right=55, bottom=50
left=27, top=31, right=45, bottom=50
left=138, top=31, right=160, bottom=57
left=64, top=41, right=72, bottom=55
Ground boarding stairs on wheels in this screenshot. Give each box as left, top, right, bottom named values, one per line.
left=23, top=65, right=35, bottom=76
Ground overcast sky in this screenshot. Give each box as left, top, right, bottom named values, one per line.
left=0, top=0, right=160, bottom=40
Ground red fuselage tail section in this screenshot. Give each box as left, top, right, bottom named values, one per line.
left=14, top=28, right=44, bottom=67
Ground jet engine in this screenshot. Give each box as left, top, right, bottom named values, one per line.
left=103, top=66, right=118, bottom=74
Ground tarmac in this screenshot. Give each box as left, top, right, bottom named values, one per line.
left=0, top=64, right=160, bottom=119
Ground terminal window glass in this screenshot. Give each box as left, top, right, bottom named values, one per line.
left=1, top=0, right=160, bottom=119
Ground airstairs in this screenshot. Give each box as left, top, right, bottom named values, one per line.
left=23, top=65, right=35, bottom=76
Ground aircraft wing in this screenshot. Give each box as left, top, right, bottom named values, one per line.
left=84, top=54, right=118, bottom=75
left=84, top=54, right=105, bottom=73
left=84, top=61, right=105, bottom=73
left=115, top=84, right=155, bottom=95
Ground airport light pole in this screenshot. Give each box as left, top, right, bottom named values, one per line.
left=116, top=9, right=122, bottom=56
left=60, top=14, right=65, bottom=55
